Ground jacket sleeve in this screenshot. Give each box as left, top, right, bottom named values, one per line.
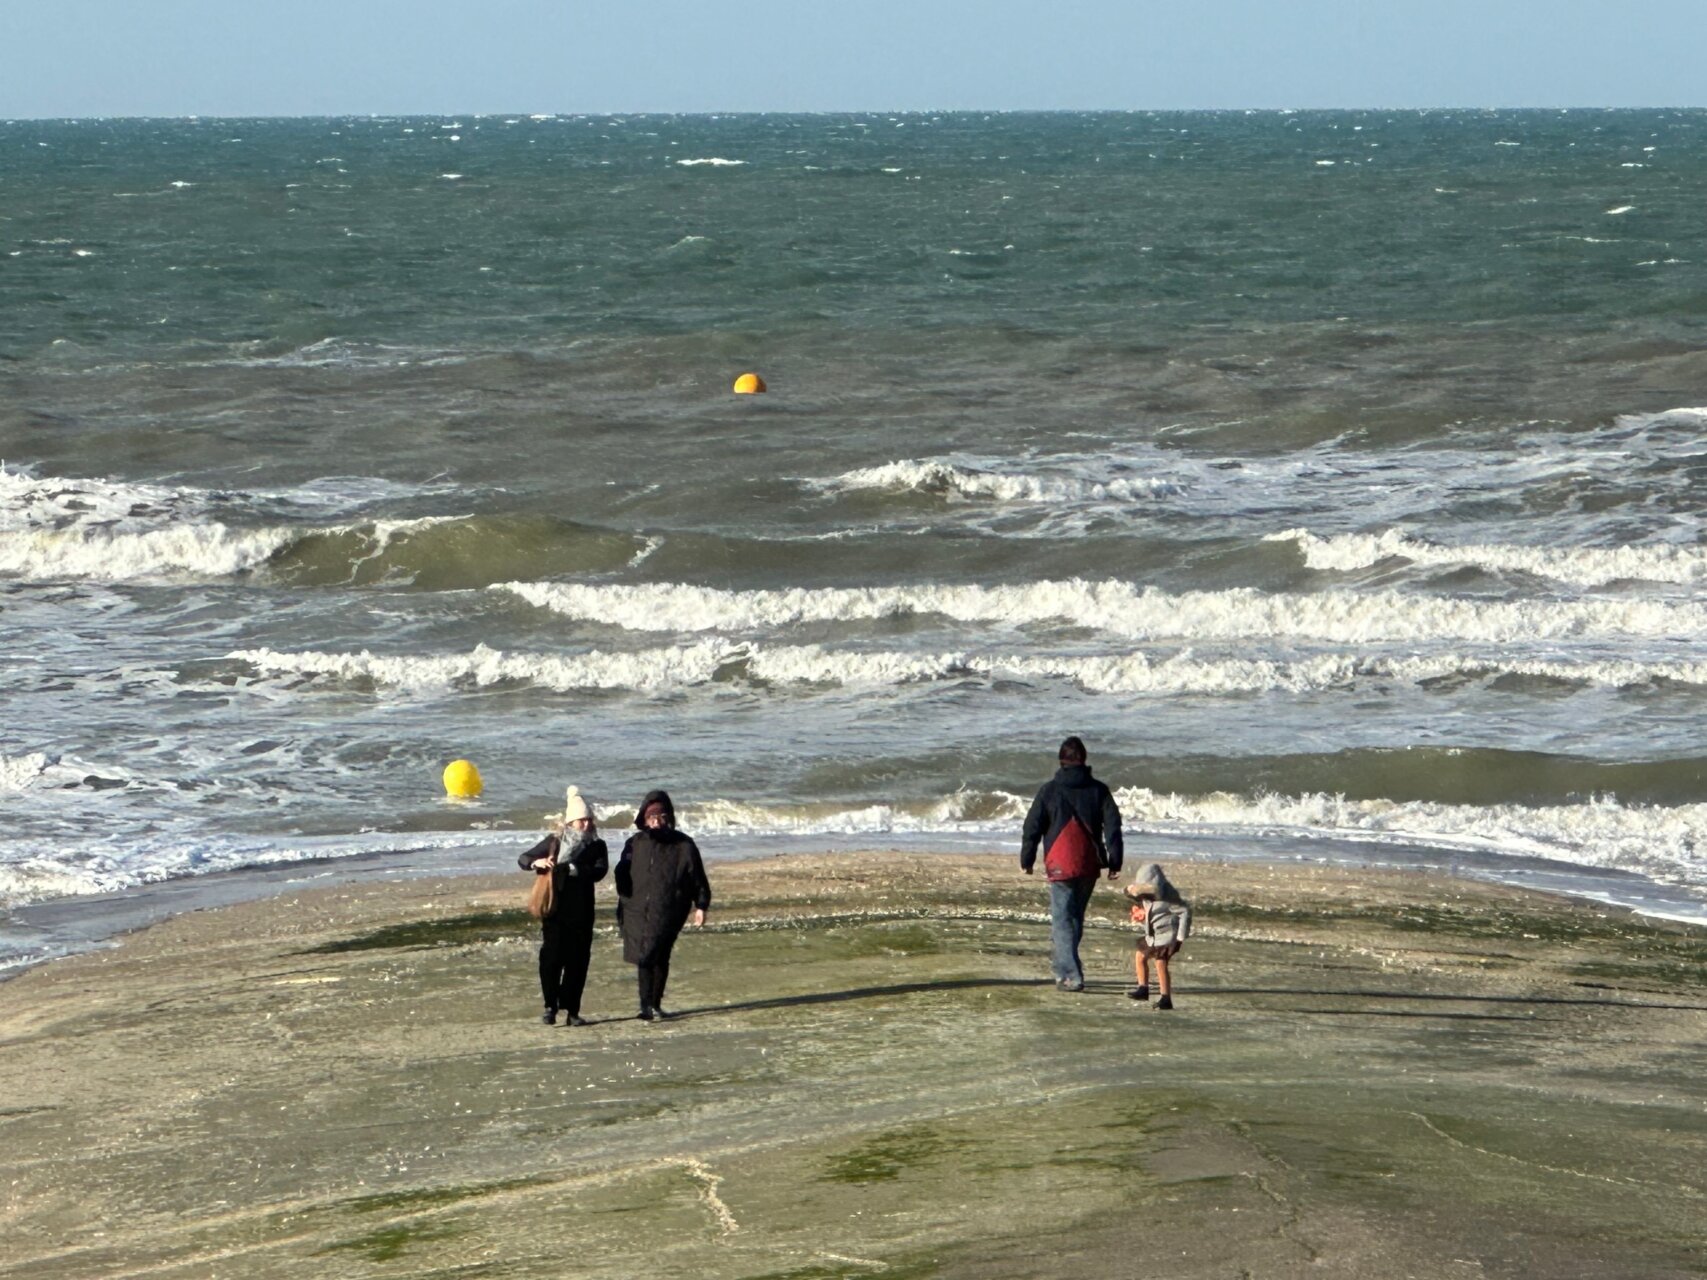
left=685, top=839, right=712, bottom=912
left=571, top=837, right=609, bottom=883
left=1172, top=901, right=1192, bottom=941
left=614, top=838, right=635, bottom=898
left=1100, top=785, right=1124, bottom=875
left=518, top=835, right=555, bottom=873
left=1019, top=784, right=1049, bottom=871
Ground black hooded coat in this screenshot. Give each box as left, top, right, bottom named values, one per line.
left=614, top=791, right=712, bottom=966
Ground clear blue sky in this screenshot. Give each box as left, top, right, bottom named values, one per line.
left=5, top=0, right=1702, bottom=118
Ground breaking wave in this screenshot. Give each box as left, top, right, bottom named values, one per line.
left=494, top=577, right=1707, bottom=644
left=0, top=466, right=641, bottom=585
left=816, top=457, right=1178, bottom=504
left=215, top=643, right=1707, bottom=697
left=1271, top=527, right=1707, bottom=587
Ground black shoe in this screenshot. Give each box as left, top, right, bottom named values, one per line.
left=637, top=1006, right=656, bottom=1022
left=541, top=1008, right=557, bottom=1025
left=565, top=1015, right=588, bottom=1027
left=652, top=1006, right=671, bottom=1021
left=1155, top=995, right=1174, bottom=1011
left=1127, top=985, right=1149, bottom=1002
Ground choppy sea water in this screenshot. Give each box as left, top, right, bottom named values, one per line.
left=4, top=110, right=1707, bottom=967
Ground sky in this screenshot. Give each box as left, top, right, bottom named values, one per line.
left=4, top=0, right=1704, bottom=118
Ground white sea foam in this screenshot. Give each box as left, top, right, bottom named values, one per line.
left=0, top=523, right=298, bottom=580
left=818, top=458, right=1177, bottom=505
left=627, top=788, right=1707, bottom=889
left=0, top=752, right=50, bottom=792
left=493, top=578, right=1707, bottom=646
left=0, top=466, right=483, bottom=582
left=1110, top=787, right=1707, bottom=887
left=676, top=157, right=746, bottom=167
left=1269, top=527, right=1707, bottom=587
left=214, top=639, right=1707, bottom=700
left=229, top=642, right=741, bottom=692
left=0, top=830, right=484, bottom=908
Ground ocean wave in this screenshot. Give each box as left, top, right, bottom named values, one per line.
left=493, top=578, right=1707, bottom=645
left=212, top=642, right=1707, bottom=698
left=631, top=788, right=1707, bottom=887
left=0, top=522, right=299, bottom=580
left=1270, top=527, right=1707, bottom=587
left=675, top=157, right=746, bottom=167
left=815, top=458, right=1177, bottom=504
left=229, top=642, right=740, bottom=692
left=0, top=830, right=483, bottom=908
left=1109, top=787, right=1707, bottom=887
left=1, top=471, right=639, bottom=585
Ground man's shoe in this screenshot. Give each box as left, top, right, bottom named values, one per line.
left=652, top=1006, right=671, bottom=1020
left=1127, top=985, right=1149, bottom=1002
left=1155, top=995, right=1174, bottom=1011
left=565, top=1015, right=588, bottom=1027
left=541, top=1008, right=557, bottom=1026
left=637, top=1006, right=656, bottom=1022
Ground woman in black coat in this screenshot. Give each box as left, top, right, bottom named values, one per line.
left=615, top=790, right=711, bottom=1021
left=517, top=786, right=608, bottom=1026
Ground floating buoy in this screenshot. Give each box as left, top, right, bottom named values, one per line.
left=732, top=372, right=767, bottom=395
left=442, top=759, right=483, bottom=798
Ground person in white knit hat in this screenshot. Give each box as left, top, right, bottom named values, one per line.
left=515, top=786, right=608, bottom=1025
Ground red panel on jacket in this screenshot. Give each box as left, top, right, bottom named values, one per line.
left=1044, top=816, right=1100, bottom=881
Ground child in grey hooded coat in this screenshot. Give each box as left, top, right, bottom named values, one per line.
left=1124, top=861, right=1191, bottom=1010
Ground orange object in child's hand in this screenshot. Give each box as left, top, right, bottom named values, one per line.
left=1129, top=904, right=1144, bottom=924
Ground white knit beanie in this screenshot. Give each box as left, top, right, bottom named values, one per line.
left=563, top=786, right=594, bottom=825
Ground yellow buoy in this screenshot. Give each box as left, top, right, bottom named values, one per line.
left=732, top=372, right=767, bottom=395
left=442, top=759, right=483, bottom=799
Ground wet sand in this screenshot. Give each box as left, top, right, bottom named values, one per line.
left=1, top=853, right=1703, bottom=1279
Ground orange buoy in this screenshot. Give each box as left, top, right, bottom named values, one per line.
left=732, top=372, right=767, bottom=395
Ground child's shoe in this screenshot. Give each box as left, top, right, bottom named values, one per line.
left=1155, top=995, right=1174, bottom=1011
left=1126, top=985, right=1149, bottom=1002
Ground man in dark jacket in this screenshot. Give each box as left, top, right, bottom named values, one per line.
left=1020, top=736, right=1124, bottom=991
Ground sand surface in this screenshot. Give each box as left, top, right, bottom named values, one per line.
left=2, top=853, right=1704, bottom=1279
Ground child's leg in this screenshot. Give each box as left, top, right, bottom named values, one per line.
left=1155, top=955, right=1171, bottom=998
left=1134, top=949, right=1150, bottom=987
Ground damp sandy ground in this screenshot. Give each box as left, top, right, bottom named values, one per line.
left=1, top=853, right=1704, bottom=1279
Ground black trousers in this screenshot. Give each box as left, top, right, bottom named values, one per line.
left=538, top=911, right=594, bottom=1015
left=636, top=955, right=672, bottom=1010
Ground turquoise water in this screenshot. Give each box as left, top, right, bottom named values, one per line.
left=4, top=110, right=1707, bottom=946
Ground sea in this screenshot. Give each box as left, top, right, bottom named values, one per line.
left=5, top=109, right=1707, bottom=971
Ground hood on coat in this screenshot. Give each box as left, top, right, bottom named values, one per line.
left=1129, top=861, right=1183, bottom=903
left=635, top=789, right=676, bottom=831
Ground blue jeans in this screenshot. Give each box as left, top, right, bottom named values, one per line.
left=1048, top=876, right=1098, bottom=986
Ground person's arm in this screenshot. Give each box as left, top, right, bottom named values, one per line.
left=1100, top=786, right=1124, bottom=878
left=613, top=838, right=635, bottom=898
left=571, top=837, right=609, bottom=882
left=519, top=835, right=555, bottom=873
left=1019, top=786, right=1048, bottom=873
left=1173, top=901, right=1192, bottom=942
left=686, top=839, right=711, bottom=925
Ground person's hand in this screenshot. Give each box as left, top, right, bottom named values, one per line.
left=689, top=908, right=706, bottom=928
left=531, top=857, right=553, bottom=871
